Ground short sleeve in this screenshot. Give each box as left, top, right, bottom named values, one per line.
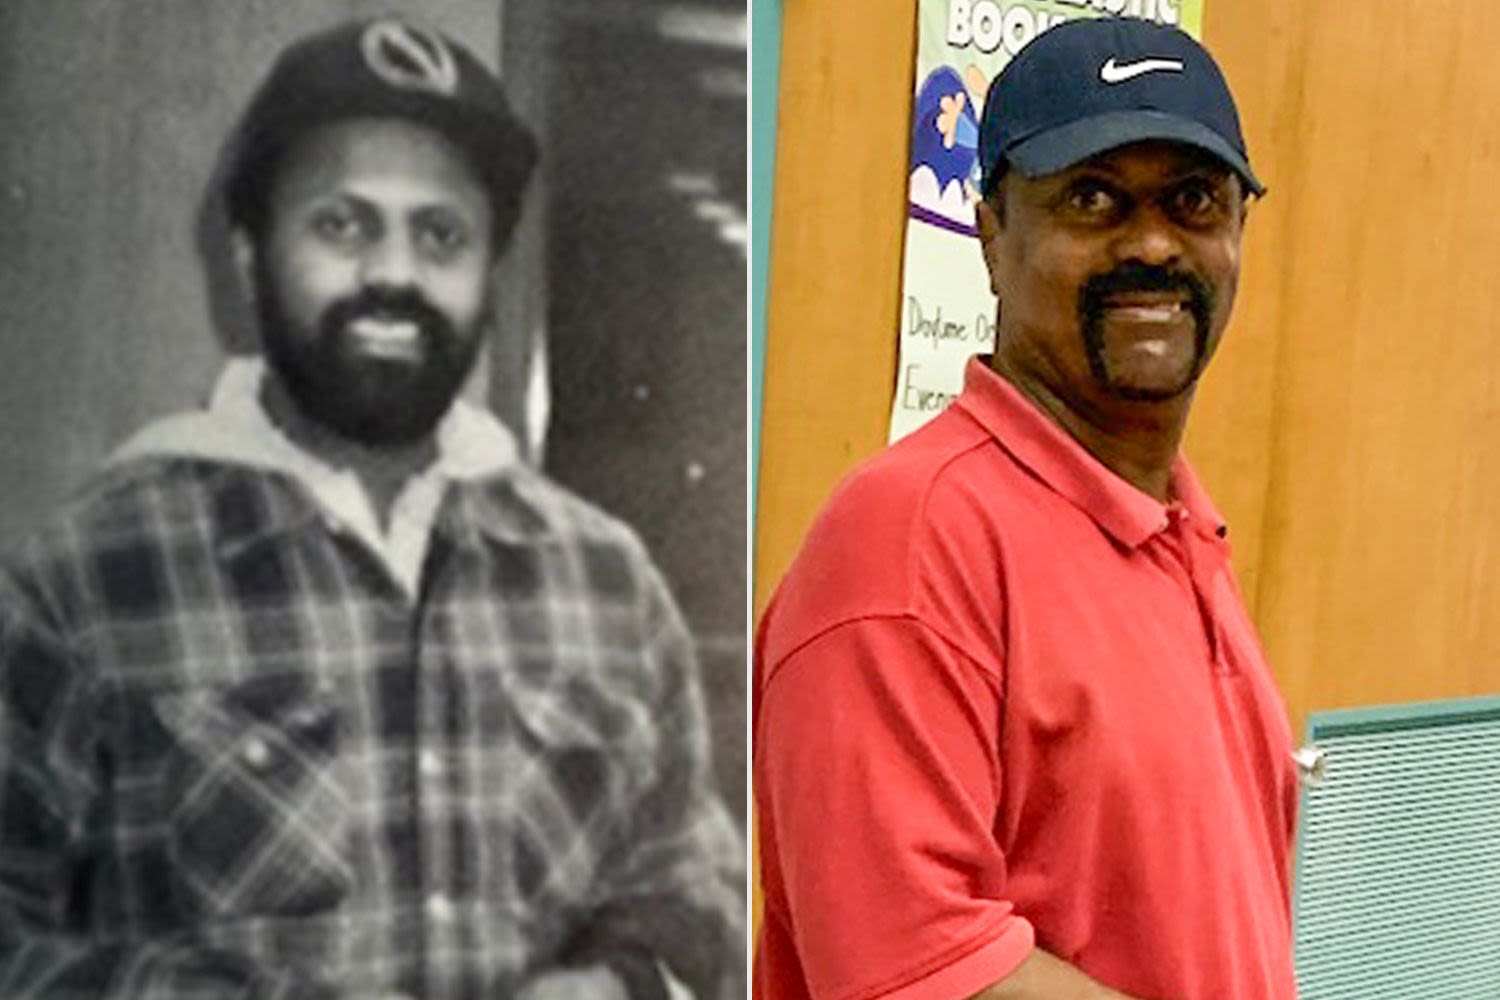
left=755, top=615, right=1033, bottom=1000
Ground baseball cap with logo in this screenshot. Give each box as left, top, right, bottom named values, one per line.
left=225, top=17, right=538, bottom=239
left=977, top=16, right=1263, bottom=197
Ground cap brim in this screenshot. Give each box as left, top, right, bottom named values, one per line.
left=1005, top=109, right=1265, bottom=196
left=231, top=89, right=537, bottom=220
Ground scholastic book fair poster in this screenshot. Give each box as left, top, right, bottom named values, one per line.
left=889, top=0, right=1206, bottom=441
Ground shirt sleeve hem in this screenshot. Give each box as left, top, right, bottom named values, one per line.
left=868, top=916, right=1035, bottom=1000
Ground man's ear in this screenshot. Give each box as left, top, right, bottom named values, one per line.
left=975, top=195, right=1006, bottom=298
left=231, top=229, right=256, bottom=304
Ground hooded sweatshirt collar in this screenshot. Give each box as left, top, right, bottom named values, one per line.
left=110, top=357, right=521, bottom=596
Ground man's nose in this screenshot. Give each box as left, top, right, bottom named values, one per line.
left=1113, top=208, right=1184, bottom=268
left=360, top=232, right=419, bottom=288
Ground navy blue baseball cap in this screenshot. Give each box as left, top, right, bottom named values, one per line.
left=978, top=17, right=1262, bottom=197
left=225, top=17, right=538, bottom=237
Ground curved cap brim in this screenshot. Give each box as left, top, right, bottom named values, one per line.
left=1005, top=109, right=1265, bottom=196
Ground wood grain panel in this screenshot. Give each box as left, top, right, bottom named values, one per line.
left=1198, top=0, right=1500, bottom=736
left=753, top=0, right=918, bottom=615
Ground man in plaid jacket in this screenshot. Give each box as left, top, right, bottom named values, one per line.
left=0, top=17, right=742, bottom=1000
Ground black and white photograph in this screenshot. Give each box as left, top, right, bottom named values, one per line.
left=0, top=2, right=747, bottom=997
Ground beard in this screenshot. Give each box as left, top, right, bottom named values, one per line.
left=1077, top=260, right=1216, bottom=402
left=254, top=263, right=487, bottom=448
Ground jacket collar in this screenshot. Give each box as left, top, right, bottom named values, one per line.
left=109, top=358, right=547, bottom=588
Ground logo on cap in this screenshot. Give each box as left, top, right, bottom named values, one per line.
left=361, top=20, right=459, bottom=95
left=1099, top=57, right=1185, bottom=85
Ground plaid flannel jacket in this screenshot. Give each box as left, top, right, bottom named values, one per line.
left=0, top=457, right=743, bottom=999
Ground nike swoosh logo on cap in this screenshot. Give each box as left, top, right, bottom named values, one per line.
left=1099, top=57, right=1185, bottom=84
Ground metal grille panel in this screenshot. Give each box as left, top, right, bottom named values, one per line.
left=1294, top=697, right=1500, bottom=999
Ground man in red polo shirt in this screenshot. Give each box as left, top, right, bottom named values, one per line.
left=754, top=17, right=1300, bottom=1000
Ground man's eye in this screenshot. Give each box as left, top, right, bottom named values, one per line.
left=312, top=211, right=363, bottom=242
left=1169, top=182, right=1226, bottom=221
left=1065, top=183, right=1119, bottom=217
left=419, top=220, right=470, bottom=256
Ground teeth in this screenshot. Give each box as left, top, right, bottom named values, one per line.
left=347, top=317, right=422, bottom=360
left=1109, top=304, right=1181, bottom=323
left=350, top=318, right=419, bottom=342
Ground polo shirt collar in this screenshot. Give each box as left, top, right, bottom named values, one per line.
left=953, top=356, right=1226, bottom=549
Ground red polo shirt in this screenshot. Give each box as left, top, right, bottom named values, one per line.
left=754, top=358, right=1299, bottom=1000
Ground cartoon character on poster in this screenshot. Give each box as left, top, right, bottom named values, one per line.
left=908, top=64, right=987, bottom=235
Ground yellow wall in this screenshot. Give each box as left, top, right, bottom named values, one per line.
left=755, top=0, right=1500, bottom=741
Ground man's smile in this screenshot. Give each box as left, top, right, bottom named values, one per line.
left=1096, top=292, right=1195, bottom=345
left=345, top=315, right=425, bottom=362
left=1098, top=291, right=1190, bottom=325
left=1077, top=272, right=1211, bottom=401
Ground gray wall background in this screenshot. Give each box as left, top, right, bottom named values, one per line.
left=0, top=0, right=746, bottom=818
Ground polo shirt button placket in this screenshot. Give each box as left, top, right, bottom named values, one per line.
left=1169, top=510, right=1228, bottom=672
left=1196, top=543, right=1234, bottom=674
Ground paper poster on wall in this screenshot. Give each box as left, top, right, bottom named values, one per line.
left=889, top=0, right=1205, bottom=441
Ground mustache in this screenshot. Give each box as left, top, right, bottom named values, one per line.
left=1077, top=261, right=1215, bottom=322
